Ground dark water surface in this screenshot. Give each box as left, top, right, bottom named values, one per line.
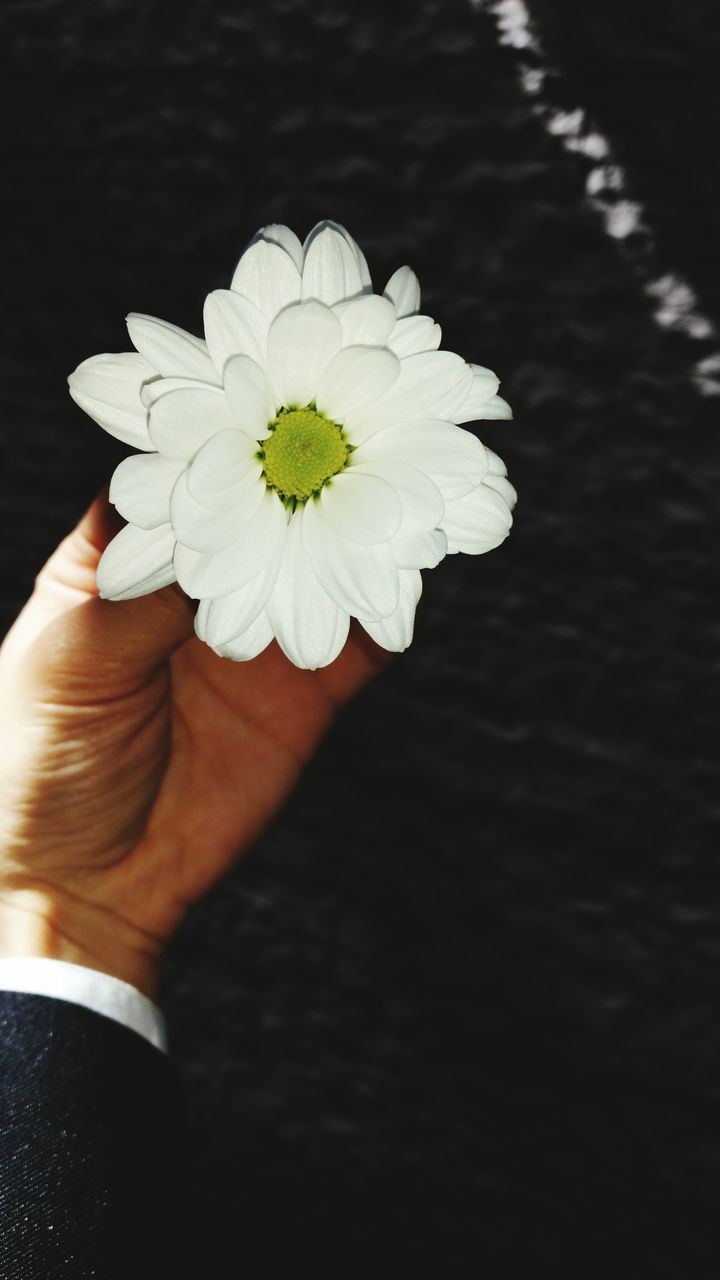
left=1, top=0, right=718, bottom=1270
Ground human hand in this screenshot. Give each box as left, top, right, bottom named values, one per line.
left=0, top=490, right=390, bottom=995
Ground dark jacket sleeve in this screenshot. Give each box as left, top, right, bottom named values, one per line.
left=0, top=991, right=188, bottom=1279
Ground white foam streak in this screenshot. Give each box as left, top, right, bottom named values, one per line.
left=470, top=0, right=720, bottom=393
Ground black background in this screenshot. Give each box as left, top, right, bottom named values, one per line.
left=1, top=0, right=718, bottom=1271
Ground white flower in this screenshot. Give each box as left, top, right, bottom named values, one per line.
left=68, top=220, right=516, bottom=670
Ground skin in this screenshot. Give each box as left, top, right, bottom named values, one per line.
left=0, top=490, right=391, bottom=996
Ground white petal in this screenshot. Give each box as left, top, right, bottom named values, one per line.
left=266, top=512, right=350, bottom=669
left=383, top=266, right=421, bottom=318
left=195, top=545, right=283, bottom=648
left=230, top=238, right=302, bottom=320
left=316, top=345, right=400, bottom=424
left=482, top=472, right=518, bottom=511
left=303, top=498, right=399, bottom=621
left=109, top=454, right=186, bottom=529
left=173, top=542, right=205, bottom=597
left=96, top=522, right=177, bottom=601
left=361, top=569, right=422, bottom=652
left=349, top=352, right=473, bottom=441
left=454, top=365, right=501, bottom=423
left=305, top=221, right=373, bottom=290
left=319, top=469, right=402, bottom=545
left=174, top=489, right=287, bottom=598
left=140, top=376, right=206, bottom=409
left=319, top=606, right=352, bottom=667
left=266, top=300, right=342, bottom=408
left=187, top=428, right=262, bottom=509
left=474, top=393, right=513, bottom=420
left=203, top=290, right=269, bottom=375
left=332, top=294, right=395, bottom=346
left=223, top=355, right=276, bottom=438
left=170, top=469, right=265, bottom=554
left=68, top=353, right=155, bottom=450
left=302, top=223, right=367, bottom=304
left=351, top=459, right=443, bottom=535
left=126, top=314, right=219, bottom=383
left=247, top=223, right=305, bottom=273
left=485, top=447, right=508, bottom=476
left=391, top=528, right=448, bottom=570
left=333, top=222, right=372, bottom=289
left=470, top=363, right=501, bottom=386
left=386, top=315, right=441, bottom=358
left=355, top=419, right=488, bottom=500
left=149, top=385, right=236, bottom=459
left=213, top=610, right=274, bottom=662
left=441, top=482, right=514, bottom=554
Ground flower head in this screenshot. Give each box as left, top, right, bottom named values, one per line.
left=68, top=221, right=516, bottom=669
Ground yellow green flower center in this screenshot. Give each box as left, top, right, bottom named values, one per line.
left=258, top=404, right=351, bottom=507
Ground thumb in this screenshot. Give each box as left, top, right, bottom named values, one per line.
left=6, top=489, right=195, bottom=682
left=87, top=583, right=196, bottom=676
left=75, top=488, right=196, bottom=675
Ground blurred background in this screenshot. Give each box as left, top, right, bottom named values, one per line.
left=1, top=0, right=718, bottom=1271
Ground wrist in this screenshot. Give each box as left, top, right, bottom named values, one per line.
left=0, top=883, right=162, bottom=998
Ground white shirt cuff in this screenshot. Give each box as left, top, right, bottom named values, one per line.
left=0, top=957, right=167, bottom=1053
